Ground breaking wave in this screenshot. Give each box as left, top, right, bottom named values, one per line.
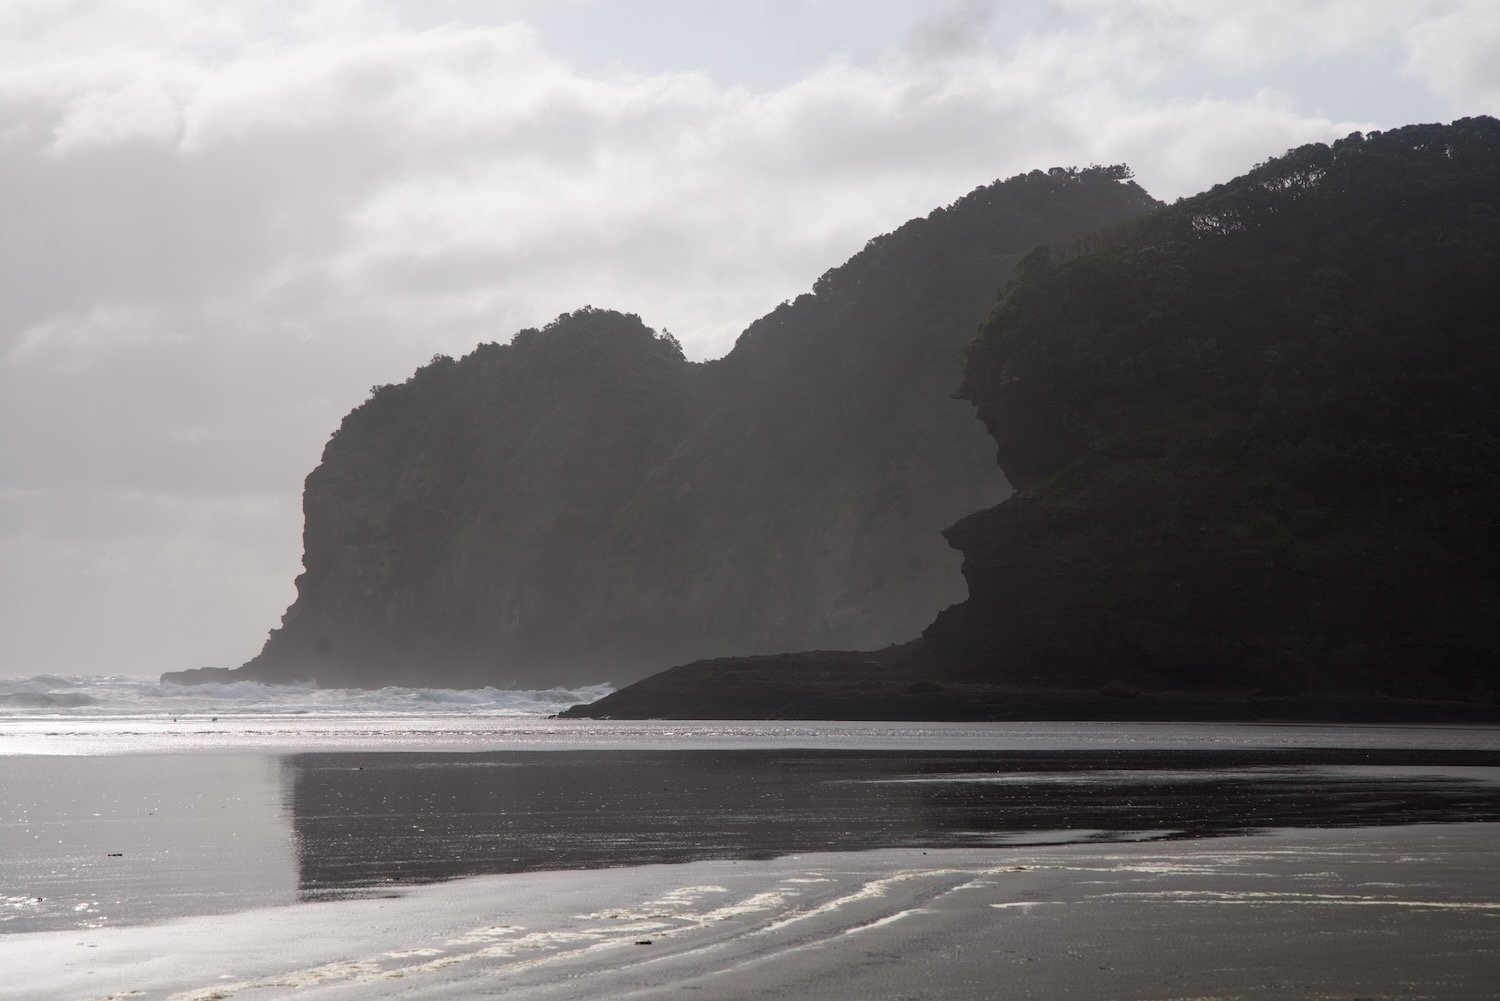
left=0, top=674, right=614, bottom=720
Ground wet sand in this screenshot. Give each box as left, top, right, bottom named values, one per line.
left=8, top=747, right=1500, bottom=932
left=7, top=727, right=1499, bottom=997
left=8, top=823, right=1498, bottom=1000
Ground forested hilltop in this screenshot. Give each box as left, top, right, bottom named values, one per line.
left=570, top=117, right=1500, bottom=720
left=167, top=167, right=1155, bottom=688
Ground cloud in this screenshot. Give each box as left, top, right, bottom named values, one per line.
left=0, top=1, right=1484, bottom=674
left=906, top=0, right=1001, bottom=59
left=1404, top=1, right=1500, bottom=108
left=1048, top=0, right=1442, bottom=69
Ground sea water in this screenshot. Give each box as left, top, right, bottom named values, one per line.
left=4, top=674, right=1500, bottom=939
left=0, top=673, right=614, bottom=722
left=5, top=673, right=1500, bottom=756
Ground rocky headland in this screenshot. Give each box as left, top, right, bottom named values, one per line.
left=166, top=166, right=1156, bottom=688
left=566, top=118, right=1500, bottom=720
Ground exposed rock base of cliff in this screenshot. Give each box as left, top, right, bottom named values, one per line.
left=557, top=642, right=1500, bottom=722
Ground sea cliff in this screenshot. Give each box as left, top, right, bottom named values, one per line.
left=567, top=117, right=1500, bottom=719
left=168, top=167, right=1156, bottom=688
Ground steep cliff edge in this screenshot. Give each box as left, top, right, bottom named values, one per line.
left=174, top=167, right=1156, bottom=688
left=926, top=118, right=1500, bottom=703
left=567, top=117, right=1500, bottom=719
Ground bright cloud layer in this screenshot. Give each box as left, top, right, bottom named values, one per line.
left=1, top=0, right=1495, bottom=675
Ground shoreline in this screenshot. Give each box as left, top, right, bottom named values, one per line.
left=9, top=735, right=1500, bottom=940
left=8, top=823, right=1499, bottom=1000
left=6, top=715, right=1500, bottom=759
left=555, top=647, right=1500, bottom=723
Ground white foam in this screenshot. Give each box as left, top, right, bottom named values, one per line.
left=7, top=694, right=1500, bottom=757
left=841, top=906, right=928, bottom=935
left=1105, top=889, right=1500, bottom=910
left=7, top=828, right=1499, bottom=1001
left=0, top=674, right=615, bottom=721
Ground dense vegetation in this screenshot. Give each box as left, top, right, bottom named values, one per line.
left=977, top=121, right=1499, bottom=501
left=930, top=117, right=1500, bottom=701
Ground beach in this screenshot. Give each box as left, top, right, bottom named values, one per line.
left=7, top=824, right=1499, bottom=1000
left=4, top=682, right=1500, bottom=999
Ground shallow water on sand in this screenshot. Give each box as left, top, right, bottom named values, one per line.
left=9, top=827, right=1500, bottom=1001
left=5, top=716, right=1500, bottom=1000
left=4, top=737, right=1500, bottom=934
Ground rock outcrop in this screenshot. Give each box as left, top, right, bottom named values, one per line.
left=568, top=117, right=1500, bottom=718
left=924, top=118, right=1500, bottom=704
left=170, top=167, right=1156, bottom=688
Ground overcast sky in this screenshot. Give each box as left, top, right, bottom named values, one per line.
left=2, top=0, right=1496, bottom=678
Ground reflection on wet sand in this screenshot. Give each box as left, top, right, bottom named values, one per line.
left=282, top=748, right=1500, bottom=899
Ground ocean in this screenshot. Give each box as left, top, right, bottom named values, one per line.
left=3, top=675, right=1499, bottom=999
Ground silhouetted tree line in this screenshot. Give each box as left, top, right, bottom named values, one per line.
left=977, top=117, right=1500, bottom=508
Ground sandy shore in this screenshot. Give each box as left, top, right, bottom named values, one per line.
left=8, top=822, right=1499, bottom=1000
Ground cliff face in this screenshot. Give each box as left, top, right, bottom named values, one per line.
left=219, top=168, right=1157, bottom=688
left=261, top=312, right=699, bottom=687
left=925, top=118, right=1500, bottom=702
left=562, top=118, right=1500, bottom=722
